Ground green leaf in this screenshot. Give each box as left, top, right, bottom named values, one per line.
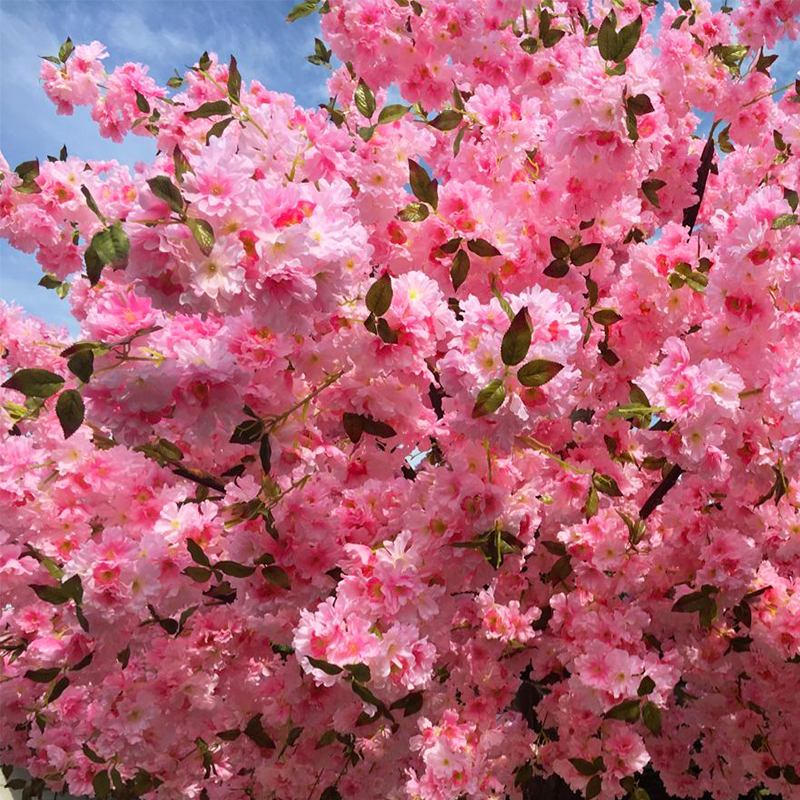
left=365, top=273, right=393, bottom=316
left=134, top=90, right=150, bottom=114
left=544, top=259, right=570, bottom=278
left=47, top=676, right=70, bottom=704
left=186, top=217, right=215, bottom=256
left=378, top=104, right=410, bottom=124
left=501, top=307, right=532, bottom=366
left=343, top=412, right=364, bottom=443
left=772, top=214, right=799, bottom=230
left=642, top=700, right=662, bottom=735
left=92, top=771, right=111, bottom=800
left=615, top=15, right=642, bottom=61
left=3, top=369, right=64, bottom=398
left=597, top=12, right=618, bottom=61
left=354, top=79, right=376, bottom=119
left=638, top=676, right=656, bottom=696
left=206, top=117, right=234, bottom=144
left=450, top=249, right=470, bottom=290
left=592, top=472, right=622, bottom=497
left=56, top=390, right=84, bottom=439
left=571, top=243, right=601, bottom=266
left=41, top=55, right=62, bottom=65
left=593, top=308, right=622, bottom=326
left=586, top=774, right=602, bottom=800
left=262, top=565, right=291, bottom=589
left=429, top=110, right=463, bottom=131
left=243, top=713, right=276, bottom=749
left=259, top=434, right=272, bottom=474
left=361, top=417, right=397, bottom=438
left=215, top=561, right=256, bottom=578
left=671, top=591, right=706, bottom=613
left=467, top=238, right=501, bottom=257
left=217, top=728, right=242, bottom=741
left=25, top=667, right=61, bottom=683
left=80, top=186, right=105, bottom=221
left=173, top=146, right=193, bottom=183
left=605, top=698, right=640, bottom=721
left=183, top=566, right=213, bottom=583
left=230, top=418, right=265, bottom=444
left=550, top=236, right=570, bottom=260
left=91, top=222, right=129, bottom=268
left=147, top=176, right=183, bottom=213
left=471, top=378, right=506, bottom=418
left=344, top=663, right=371, bottom=683
left=187, top=538, right=212, bottom=568
left=287, top=0, right=319, bottom=21
left=569, top=758, right=599, bottom=777
left=584, top=484, right=599, bottom=520
left=520, top=37, right=539, bottom=54
left=67, top=349, right=94, bottom=383
left=186, top=100, right=232, bottom=119
left=642, top=178, right=666, bottom=207
left=320, top=787, right=342, bottom=800
left=85, top=244, right=104, bottom=286
left=490, top=275, right=515, bottom=320
left=408, top=159, right=438, bottom=208
left=517, top=359, right=563, bottom=387
left=82, top=744, right=106, bottom=764
left=58, top=37, right=74, bottom=63
left=398, top=202, right=429, bottom=221
left=227, top=55, right=241, bottom=102
left=785, top=188, right=799, bottom=213
left=453, top=126, right=466, bottom=156
left=627, top=93, right=654, bottom=115
left=785, top=766, right=800, bottom=786
left=307, top=656, right=343, bottom=675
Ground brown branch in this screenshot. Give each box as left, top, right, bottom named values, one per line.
left=639, top=464, right=683, bottom=519
left=171, top=465, right=226, bottom=494
left=682, top=123, right=719, bottom=232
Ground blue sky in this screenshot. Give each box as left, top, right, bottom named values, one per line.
left=0, top=0, right=327, bottom=332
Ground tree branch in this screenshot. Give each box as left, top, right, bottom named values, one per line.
left=639, top=464, right=683, bottom=519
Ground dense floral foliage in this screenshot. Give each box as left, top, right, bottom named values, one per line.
left=2, top=1, right=800, bottom=799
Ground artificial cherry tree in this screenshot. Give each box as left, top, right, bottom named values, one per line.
left=2, top=1, right=800, bottom=800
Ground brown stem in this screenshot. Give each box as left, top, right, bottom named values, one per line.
left=171, top=465, right=226, bottom=494
left=639, top=464, right=683, bottom=519
left=682, top=122, right=719, bottom=232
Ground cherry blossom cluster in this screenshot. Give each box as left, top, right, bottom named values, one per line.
left=2, top=1, right=800, bottom=800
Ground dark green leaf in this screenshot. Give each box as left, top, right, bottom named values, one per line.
left=627, top=93, right=654, bottom=115
left=186, top=217, right=215, bottom=255
left=642, top=700, right=662, bottom=735
left=206, top=116, right=235, bottom=144
left=217, top=729, right=242, bottom=741
left=785, top=188, right=799, bottom=213
left=262, top=565, right=291, bottom=589
left=215, top=561, right=256, bottom=578
left=31, top=583, right=70, bottom=605
left=471, top=378, right=506, bottom=418
left=501, top=307, right=532, bottom=366
left=544, top=259, right=569, bottom=278
left=187, top=539, right=212, bottom=567
left=25, top=667, right=61, bottom=683
left=467, top=238, right=501, bottom=257
left=571, top=243, right=601, bottom=266
left=134, top=90, right=150, bottom=114
left=117, top=646, right=130, bottom=668
left=344, top=663, right=371, bottom=682
left=638, top=676, right=656, bottom=696
left=671, top=591, right=706, bottom=613
left=92, top=771, right=110, bottom=800
left=550, top=236, right=570, bottom=260
left=259, top=434, right=272, bottom=474
left=376, top=317, right=398, bottom=344
left=365, top=273, right=393, bottom=316
left=429, top=110, right=462, bottom=131
left=91, top=222, right=129, bottom=268
left=378, top=104, right=410, bottom=124
left=584, top=484, right=599, bottom=520
left=615, top=16, right=642, bottom=61
left=408, top=159, right=438, bottom=208
left=517, top=359, right=563, bottom=387
left=227, top=55, right=241, bottom=102
left=343, top=412, right=364, bottom=443
left=642, top=178, right=666, bottom=207
left=80, top=186, right=105, bottom=221
left=354, top=79, right=376, bottom=119
left=230, top=418, right=265, bottom=444
left=3, top=369, right=64, bottom=398
left=56, top=390, right=84, bottom=439
left=593, top=308, right=622, bottom=326
left=592, top=472, right=622, bottom=497
left=361, top=417, right=397, bottom=438
left=450, top=249, right=470, bottom=290
left=307, top=656, right=342, bottom=675
left=316, top=730, right=337, bottom=748
left=569, top=758, right=599, bottom=776
left=244, top=713, right=276, bottom=748
left=183, top=566, right=213, bottom=582
left=287, top=0, right=319, bottom=20
left=186, top=100, right=232, bottom=119
left=85, top=244, right=104, bottom=286
left=67, top=350, right=94, bottom=383
left=597, top=12, right=618, bottom=61
left=586, top=775, right=602, bottom=800
left=47, top=676, right=70, bottom=704
left=520, top=37, right=539, bottom=54
left=605, top=698, right=640, bottom=721
left=82, top=744, right=106, bottom=764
